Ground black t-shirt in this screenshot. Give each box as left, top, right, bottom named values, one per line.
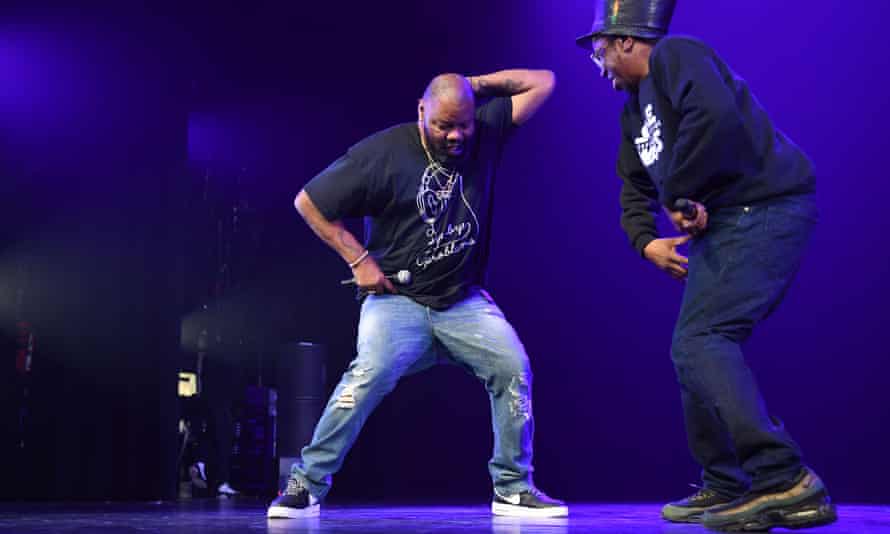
left=617, top=36, right=815, bottom=256
left=304, top=97, right=514, bottom=310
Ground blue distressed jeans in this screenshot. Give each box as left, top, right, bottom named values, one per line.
left=291, top=288, right=534, bottom=498
left=671, top=194, right=818, bottom=496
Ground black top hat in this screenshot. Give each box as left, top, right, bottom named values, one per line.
left=575, top=0, right=677, bottom=50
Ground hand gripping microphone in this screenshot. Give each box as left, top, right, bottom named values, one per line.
left=673, top=198, right=698, bottom=220
left=340, top=270, right=413, bottom=286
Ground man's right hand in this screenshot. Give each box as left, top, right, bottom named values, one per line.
left=352, top=256, right=397, bottom=295
left=643, top=236, right=692, bottom=280
left=665, top=200, right=709, bottom=237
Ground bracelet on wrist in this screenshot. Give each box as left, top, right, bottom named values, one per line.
left=348, top=250, right=369, bottom=269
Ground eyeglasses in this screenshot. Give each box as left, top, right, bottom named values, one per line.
left=589, top=44, right=608, bottom=70
left=589, top=38, right=617, bottom=71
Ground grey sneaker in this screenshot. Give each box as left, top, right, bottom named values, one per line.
left=188, top=462, right=208, bottom=490
left=662, top=486, right=737, bottom=523
left=701, top=467, right=837, bottom=531
left=216, top=482, right=239, bottom=497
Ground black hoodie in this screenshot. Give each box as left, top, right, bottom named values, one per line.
left=617, top=35, right=815, bottom=256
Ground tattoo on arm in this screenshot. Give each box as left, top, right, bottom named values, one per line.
left=472, top=76, right=524, bottom=97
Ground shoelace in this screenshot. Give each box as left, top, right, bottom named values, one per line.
left=686, top=483, right=717, bottom=502
left=283, top=477, right=306, bottom=497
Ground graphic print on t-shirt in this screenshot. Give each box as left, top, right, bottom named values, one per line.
left=414, top=159, right=479, bottom=271
left=635, top=103, right=664, bottom=168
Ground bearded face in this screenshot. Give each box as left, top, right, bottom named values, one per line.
left=419, top=97, right=475, bottom=167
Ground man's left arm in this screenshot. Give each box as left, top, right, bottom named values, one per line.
left=468, top=69, right=556, bottom=126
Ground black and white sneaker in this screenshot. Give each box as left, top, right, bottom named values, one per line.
left=492, top=488, right=568, bottom=517
left=267, top=477, right=320, bottom=518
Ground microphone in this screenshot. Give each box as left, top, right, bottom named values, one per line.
left=340, top=270, right=413, bottom=286
left=673, top=198, right=698, bottom=220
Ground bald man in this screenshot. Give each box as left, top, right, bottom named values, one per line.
left=267, top=70, right=566, bottom=519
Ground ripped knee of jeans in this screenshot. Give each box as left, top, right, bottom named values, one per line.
left=507, top=374, right=532, bottom=421
left=334, top=365, right=374, bottom=409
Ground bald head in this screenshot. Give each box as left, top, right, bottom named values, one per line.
left=422, top=73, right=474, bottom=107
left=417, top=74, right=476, bottom=166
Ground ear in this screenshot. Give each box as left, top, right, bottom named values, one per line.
left=619, top=36, right=635, bottom=53
left=417, top=100, right=424, bottom=122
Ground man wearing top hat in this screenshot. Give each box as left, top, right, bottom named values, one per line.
left=575, top=1, right=837, bottom=531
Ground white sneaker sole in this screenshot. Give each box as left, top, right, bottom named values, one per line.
left=266, top=504, right=320, bottom=519
left=491, top=501, right=569, bottom=517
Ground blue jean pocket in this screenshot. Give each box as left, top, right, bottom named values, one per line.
left=757, top=199, right=816, bottom=281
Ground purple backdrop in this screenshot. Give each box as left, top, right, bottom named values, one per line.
left=1, top=2, right=887, bottom=503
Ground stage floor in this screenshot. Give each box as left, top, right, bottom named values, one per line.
left=0, top=500, right=887, bottom=533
